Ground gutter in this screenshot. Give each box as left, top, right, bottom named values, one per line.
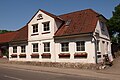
left=92, top=35, right=98, bottom=64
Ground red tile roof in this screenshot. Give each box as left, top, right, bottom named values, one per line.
left=0, top=31, right=17, bottom=44
left=0, top=9, right=102, bottom=43
left=55, top=9, right=99, bottom=37
left=11, top=25, right=28, bottom=42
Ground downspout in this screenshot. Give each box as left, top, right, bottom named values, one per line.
left=92, top=35, right=98, bottom=64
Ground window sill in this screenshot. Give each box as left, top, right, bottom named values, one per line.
left=42, top=32, right=50, bottom=34
left=31, top=33, right=39, bottom=36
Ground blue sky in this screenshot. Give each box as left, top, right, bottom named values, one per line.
left=0, top=0, right=120, bottom=30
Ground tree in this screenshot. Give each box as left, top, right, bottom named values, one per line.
left=0, top=30, right=12, bottom=34
left=107, top=4, right=120, bottom=43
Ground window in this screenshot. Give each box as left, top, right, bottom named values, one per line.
left=44, top=42, right=50, bottom=52
left=97, top=40, right=99, bottom=51
left=37, top=14, right=43, bottom=20
left=13, top=46, right=17, bottom=53
left=21, top=45, right=26, bottom=53
left=33, top=43, right=38, bottom=52
left=43, top=22, right=50, bottom=31
left=33, top=24, right=38, bottom=33
left=107, top=42, right=109, bottom=52
left=76, top=41, right=85, bottom=51
left=61, top=43, right=69, bottom=52
left=100, top=22, right=105, bottom=31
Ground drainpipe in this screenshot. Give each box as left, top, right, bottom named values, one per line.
left=92, top=35, right=98, bottom=64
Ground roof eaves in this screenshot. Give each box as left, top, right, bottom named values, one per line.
left=54, top=32, right=93, bottom=38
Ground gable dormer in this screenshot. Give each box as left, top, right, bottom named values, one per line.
left=27, top=9, right=63, bottom=41
left=95, top=15, right=110, bottom=40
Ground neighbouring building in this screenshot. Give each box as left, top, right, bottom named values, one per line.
left=0, top=9, right=113, bottom=63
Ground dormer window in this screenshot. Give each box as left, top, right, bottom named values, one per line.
left=32, top=24, right=38, bottom=33
left=65, top=19, right=71, bottom=26
left=37, top=14, right=43, bottom=20
left=42, top=21, right=50, bottom=31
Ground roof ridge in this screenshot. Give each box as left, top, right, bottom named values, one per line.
left=58, top=8, right=99, bottom=17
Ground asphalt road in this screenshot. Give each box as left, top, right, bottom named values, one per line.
left=0, top=66, right=107, bottom=80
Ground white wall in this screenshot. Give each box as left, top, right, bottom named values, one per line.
left=28, top=10, right=62, bottom=41
left=9, top=44, right=28, bottom=61
left=94, top=20, right=112, bottom=62
left=55, top=37, right=96, bottom=63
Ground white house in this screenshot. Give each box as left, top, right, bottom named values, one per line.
left=0, top=9, right=113, bottom=64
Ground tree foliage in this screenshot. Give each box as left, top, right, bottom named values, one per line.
left=107, top=4, right=120, bottom=43
left=0, top=30, right=12, bottom=34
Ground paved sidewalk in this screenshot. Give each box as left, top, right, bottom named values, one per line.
left=0, top=62, right=120, bottom=80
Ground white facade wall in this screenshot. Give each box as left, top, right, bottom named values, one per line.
left=55, top=37, right=96, bottom=63
left=95, top=20, right=112, bottom=62
left=9, top=10, right=112, bottom=63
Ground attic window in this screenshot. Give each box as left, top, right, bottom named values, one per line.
left=100, top=21, right=105, bottom=31
left=65, top=19, right=71, bottom=26
left=37, top=14, right=43, bottom=20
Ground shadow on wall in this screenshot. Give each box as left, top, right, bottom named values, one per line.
left=111, top=42, right=120, bottom=58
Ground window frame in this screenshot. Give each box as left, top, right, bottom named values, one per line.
left=21, top=45, right=26, bottom=53
left=96, top=40, right=100, bottom=52
left=13, top=46, right=17, bottom=53
left=43, top=42, right=50, bottom=52
left=32, top=24, right=38, bottom=33
left=100, top=21, right=105, bottom=31
left=76, top=41, right=85, bottom=52
left=42, top=21, right=50, bottom=32
left=32, top=43, right=38, bottom=53
left=61, top=42, right=69, bottom=52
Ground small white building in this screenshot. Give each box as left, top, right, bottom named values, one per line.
left=3, top=9, right=113, bottom=63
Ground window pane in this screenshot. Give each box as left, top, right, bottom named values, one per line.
left=43, top=22, right=50, bottom=31
left=61, top=43, right=69, bottom=52
left=21, top=46, right=26, bottom=53
left=13, top=46, right=17, bottom=53
left=97, top=40, right=99, bottom=51
left=33, top=43, right=38, bottom=52
left=33, top=24, right=38, bottom=33
left=44, top=42, right=50, bottom=52
left=76, top=41, right=85, bottom=51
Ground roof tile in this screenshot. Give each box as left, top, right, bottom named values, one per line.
left=55, top=9, right=99, bottom=36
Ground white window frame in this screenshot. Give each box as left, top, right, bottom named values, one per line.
left=61, top=42, right=69, bottom=52
left=43, top=42, right=50, bottom=52
left=42, top=21, right=50, bottom=32
left=21, top=45, right=26, bottom=53
left=75, top=41, right=85, bottom=52
left=32, top=43, right=38, bottom=53
left=13, top=46, right=17, bottom=53
left=32, top=24, right=38, bottom=33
